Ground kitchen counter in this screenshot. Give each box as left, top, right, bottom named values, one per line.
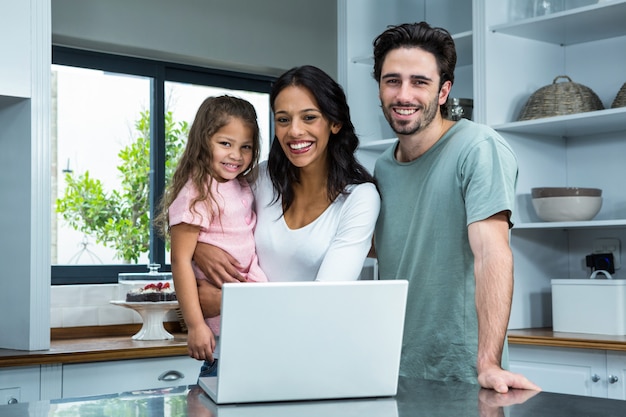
left=2, top=327, right=625, bottom=368
left=0, top=329, right=189, bottom=368
left=508, top=328, right=626, bottom=351
left=1, top=376, right=623, bottom=417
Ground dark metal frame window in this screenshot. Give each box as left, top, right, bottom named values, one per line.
left=52, top=46, right=274, bottom=285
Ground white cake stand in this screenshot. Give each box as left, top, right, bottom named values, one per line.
left=110, top=301, right=179, bottom=340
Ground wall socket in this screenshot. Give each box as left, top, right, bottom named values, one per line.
left=593, top=238, right=621, bottom=270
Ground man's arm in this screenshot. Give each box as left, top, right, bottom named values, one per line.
left=469, top=212, right=541, bottom=393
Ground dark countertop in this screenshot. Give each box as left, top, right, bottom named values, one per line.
left=1, top=377, right=623, bottom=417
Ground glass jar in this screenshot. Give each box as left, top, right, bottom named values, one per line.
left=533, top=0, right=564, bottom=16
left=509, top=0, right=534, bottom=21
left=445, top=98, right=473, bottom=121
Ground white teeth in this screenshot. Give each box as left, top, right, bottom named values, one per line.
left=290, top=142, right=312, bottom=150
left=396, top=108, right=416, bottom=115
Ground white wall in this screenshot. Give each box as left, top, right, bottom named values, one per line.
left=51, top=0, right=338, bottom=78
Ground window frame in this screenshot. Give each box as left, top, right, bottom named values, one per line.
left=52, top=46, right=275, bottom=285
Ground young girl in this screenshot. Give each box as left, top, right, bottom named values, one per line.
left=155, top=95, right=267, bottom=376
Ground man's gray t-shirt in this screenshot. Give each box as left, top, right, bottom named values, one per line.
left=374, top=119, right=517, bottom=383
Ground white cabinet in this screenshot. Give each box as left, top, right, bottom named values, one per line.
left=510, top=345, right=626, bottom=399
left=607, top=351, right=626, bottom=400
left=0, top=0, right=51, bottom=351
left=62, top=356, right=202, bottom=399
left=0, top=356, right=202, bottom=402
left=0, top=366, right=41, bottom=405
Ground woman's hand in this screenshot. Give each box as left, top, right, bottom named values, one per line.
left=193, top=242, right=245, bottom=288
left=197, top=279, right=222, bottom=319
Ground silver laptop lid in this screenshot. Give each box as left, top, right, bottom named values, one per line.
left=204, top=280, right=408, bottom=404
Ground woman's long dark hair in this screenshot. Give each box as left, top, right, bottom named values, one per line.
left=268, top=65, right=376, bottom=211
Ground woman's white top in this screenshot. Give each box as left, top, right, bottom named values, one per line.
left=253, top=163, right=380, bottom=282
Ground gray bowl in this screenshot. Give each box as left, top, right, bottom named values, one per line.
left=531, top=187, right=602, bottom=199
left=531, top=187, right=603, bottom=222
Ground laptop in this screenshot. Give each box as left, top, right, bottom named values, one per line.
left=198, top=279, right=408, bottom=404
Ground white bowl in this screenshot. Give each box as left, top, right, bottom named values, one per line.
left=531, top=195, right=602, bottom=222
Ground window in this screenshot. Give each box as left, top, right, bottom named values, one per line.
left=51, top=47, right=274, bottom=284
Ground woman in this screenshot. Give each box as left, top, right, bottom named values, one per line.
left=193, top=65, right=379, bottom=313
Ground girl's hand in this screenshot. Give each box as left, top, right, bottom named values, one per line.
left=186, top=325, right=216, bottom=361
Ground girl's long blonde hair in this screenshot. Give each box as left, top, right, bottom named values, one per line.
left=154, top=95, right=261, bottom=238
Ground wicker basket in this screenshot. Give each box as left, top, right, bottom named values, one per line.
left=611, top=82, right=626, bottom=108
left=518, top=75, right=604, bottom=121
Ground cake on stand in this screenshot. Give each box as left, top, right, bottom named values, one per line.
left=114, top=264, right=178, bottom=340
left=110, top=301, right=179, bottom=340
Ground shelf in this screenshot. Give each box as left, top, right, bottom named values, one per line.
left=492, top=107, right=626, bottom=137
left=358, top=138, right=396, bottom=152
left=351, top=55, right=373, bottom=65
left=0, top=95, right=28, bottom=109
left=453, top=31, right=473, bottom=67
left=357, top=108, right=626, bottom=151
left=514, top=219, right=626, bottom=230
left=490, top=1, right=626, bottom=45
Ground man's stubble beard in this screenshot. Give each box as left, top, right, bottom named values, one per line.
left=381, top=94, right=440, bottom=136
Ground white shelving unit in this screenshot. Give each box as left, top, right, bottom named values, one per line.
left=486, top=0, right=626, bottom=329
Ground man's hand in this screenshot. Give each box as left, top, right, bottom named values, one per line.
left=478, top=385, right=539, bottom=407
left=193, top=242, right=245, bottom=288
left=478, top=386, right=539, bottom=417
left=197, top=279, right=222, bottom=319
left=478, top=366, right=542, bottom=394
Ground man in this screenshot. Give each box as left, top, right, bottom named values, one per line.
left=370, top=22, right=539, bottom=393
